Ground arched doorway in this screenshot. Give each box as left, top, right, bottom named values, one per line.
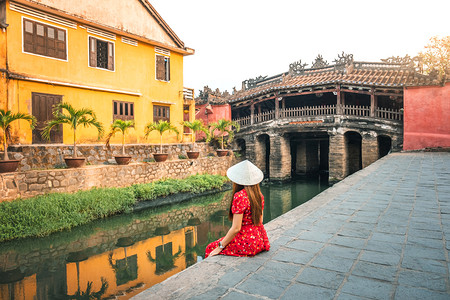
left=255, top=134, right=270, bottom=178
left=378, top=135, right=392, bottom=158
left=345, top=131, right=362, bottom=176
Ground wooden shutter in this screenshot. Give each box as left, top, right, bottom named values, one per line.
left=166, top=57, right=170, bottom=81
left=35, top=23, right=45, bottom=55
left=56, top=29, right=66, bottom=59
left=108, top=42, right=114, bottom=71
left=46, top=27, right=56, bottom=58
left=89, top=37, right=97, bottom=67
left=156, top=55, right=165, bottom=80
left=23, top=19, right=34, bottom=53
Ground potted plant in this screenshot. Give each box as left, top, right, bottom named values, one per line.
left=42, top=102, right=104, bottom=168
left=0, top=109, right=36, bottom=173
left=105, top=119, right=134, bottom=165
left=208, top=119, right=240, bottom=157
left=144, top=120, right=179, bottom=162
left=182, top=120, right=209, bottom=159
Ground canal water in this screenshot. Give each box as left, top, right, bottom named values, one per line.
left=0, top=175, right=328, bottom=299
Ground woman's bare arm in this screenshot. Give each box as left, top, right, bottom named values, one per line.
left=208, top=213, right=243, bottom=256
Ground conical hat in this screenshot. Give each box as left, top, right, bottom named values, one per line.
left=226, top=160, right=264, bottom=185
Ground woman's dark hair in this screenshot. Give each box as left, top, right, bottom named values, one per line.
left=229, top=182, right=263, bottom=225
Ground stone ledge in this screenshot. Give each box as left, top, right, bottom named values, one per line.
left=0, top=156, right=233, bottom=202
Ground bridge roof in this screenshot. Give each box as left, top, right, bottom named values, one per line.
left=228, top=59, right=441, bottom=103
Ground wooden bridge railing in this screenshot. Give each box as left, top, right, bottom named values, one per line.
left=233, top=105, right=403, bottom=127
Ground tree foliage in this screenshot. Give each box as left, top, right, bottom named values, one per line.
left=105, top=119, right=135, bottom=155
left=0, top=109, right=36, bottom=160
left=208, top=119, right=240, bottom=150
left=42, top=102, right=104, bottom=158
left=419, top=36, right=450, bottom=81
left=144, top=120, right=179, bottom=153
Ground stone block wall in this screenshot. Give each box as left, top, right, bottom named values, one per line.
left=329, top=133, right=345, bottom=181
left=0, top=156, right=232, bottom=201
left=5, top=143, right=216, bottom=172
left=269, top=135, right=291, bottom=180
left=362, top=134, right=379, bottom=168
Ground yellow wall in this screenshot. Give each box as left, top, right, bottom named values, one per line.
left=3, top=0, right=192, bottom=145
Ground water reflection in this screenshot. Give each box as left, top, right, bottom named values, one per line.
left=0, top=176, right=328, bottom=299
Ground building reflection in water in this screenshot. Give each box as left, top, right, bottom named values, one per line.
left=0, top=178, right=328, bottom=299
left=0, top=191, right=232, bottom=299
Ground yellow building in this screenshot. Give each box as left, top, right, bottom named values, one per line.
left=0, top=0, right=194, bottom=145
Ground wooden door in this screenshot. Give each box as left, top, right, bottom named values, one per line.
left=183, top=105, right=190, bottom=133
left=32, top=93, right=63, bottom=144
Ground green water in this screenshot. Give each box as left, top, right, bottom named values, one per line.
left=0, top=176, right=328, bottom=299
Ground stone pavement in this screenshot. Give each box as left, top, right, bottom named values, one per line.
left=133, top=152, right=450, bottom=300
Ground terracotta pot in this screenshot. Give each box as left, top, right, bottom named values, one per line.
left=186, top=151, right=200, bottom=159
left=64, top=157, right=86, bottom=168
left=114, top=155, right=132, bottom=165
left=216, top=150, right=229, bottom=157
left=0, top=160, right=20, bottom=173
left=153, top=153, right=168, bottom=162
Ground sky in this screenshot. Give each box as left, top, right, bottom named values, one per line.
left=150, top=0, right=449, bottom=95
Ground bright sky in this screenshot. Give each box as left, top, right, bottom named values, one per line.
left=151, top=0, right=449, bottom=95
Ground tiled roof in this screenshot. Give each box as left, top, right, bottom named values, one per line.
left=228, top=61, right=440, bottom=103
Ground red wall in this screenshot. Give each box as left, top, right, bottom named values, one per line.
left=195, top=103, right=231, bottom=140
left=403, top=82, right=450, bottom=150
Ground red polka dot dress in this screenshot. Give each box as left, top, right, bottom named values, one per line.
left=205, top=189, right=270, bottom=258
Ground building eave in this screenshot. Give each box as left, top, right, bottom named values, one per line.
left=11, top=0, right=195, bottom=56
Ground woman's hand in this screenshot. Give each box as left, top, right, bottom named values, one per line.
left=209, top=246, right=222, bottom=257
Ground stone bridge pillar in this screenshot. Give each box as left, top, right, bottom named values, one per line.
left=328, top=132, right=345, bottom=182
left=269, top=134, right=291, bottom=181
left=362, top=132, right=378, bottom=168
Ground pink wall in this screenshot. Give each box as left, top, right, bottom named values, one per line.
left=195, top=103, right=231, bottom=140
left=403, top=82, right=450, bottom=150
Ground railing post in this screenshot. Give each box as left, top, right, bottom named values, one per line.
left=250, top=102, right=255, bottom=125
left=275, top=96, right=281, bottom=119
left=370, top=88, right=377, bottom=117
left=336, top=85, right=342, bottom=114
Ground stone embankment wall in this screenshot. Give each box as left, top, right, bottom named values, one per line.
left=0, top=156, right=232, bottom=201
left=6, top=143, right=216, bottom=171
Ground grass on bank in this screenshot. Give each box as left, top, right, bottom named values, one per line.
left=0, top=174, right=228, bottom=242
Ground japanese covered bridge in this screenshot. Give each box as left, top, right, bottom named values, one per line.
left=228, top=53, right=439, bottom=182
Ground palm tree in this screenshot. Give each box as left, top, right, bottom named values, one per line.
left=0, top=109, right=36, bottom=161
left=208, top=119, right=240, bottom=150
left=182, top=120, right=208, bottom=151
left=42, top=102, right=104, bottom=158
left=105, top=119, right=135, bottom=155
left=144, top=120, right=179, bottom=154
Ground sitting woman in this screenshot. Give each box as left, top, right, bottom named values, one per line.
left=205, top=160, right=270, bottom=257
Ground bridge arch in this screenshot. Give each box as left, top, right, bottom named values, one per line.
left=378, top=135, right=392, bottom=158
left=344, top=131, right=362, bottom=176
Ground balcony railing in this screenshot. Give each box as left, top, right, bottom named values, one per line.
left=233, top=105, right=403, bottom=127
left=183, top=88, right=194, bottom=101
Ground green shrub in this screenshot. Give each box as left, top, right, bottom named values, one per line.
left=0, top=174, right=228, bottom=242
left=131, top=174, right=228, bottom=201
left=0, top=188, right=135, bottom=242
left=178, top=154, right=187, bottom=159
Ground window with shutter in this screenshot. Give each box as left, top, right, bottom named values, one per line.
left=22, top=18, right=67, bottom=60
left=155, top=54, right=170, bottom=81
left=113, top=100, right=134, bottom=120
left=89, top=36, right=115, bottom=71
left=153, top=105, right=170, bottom=122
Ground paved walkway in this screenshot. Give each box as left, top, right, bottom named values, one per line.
left=133, top=152, right=450, bottom=300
